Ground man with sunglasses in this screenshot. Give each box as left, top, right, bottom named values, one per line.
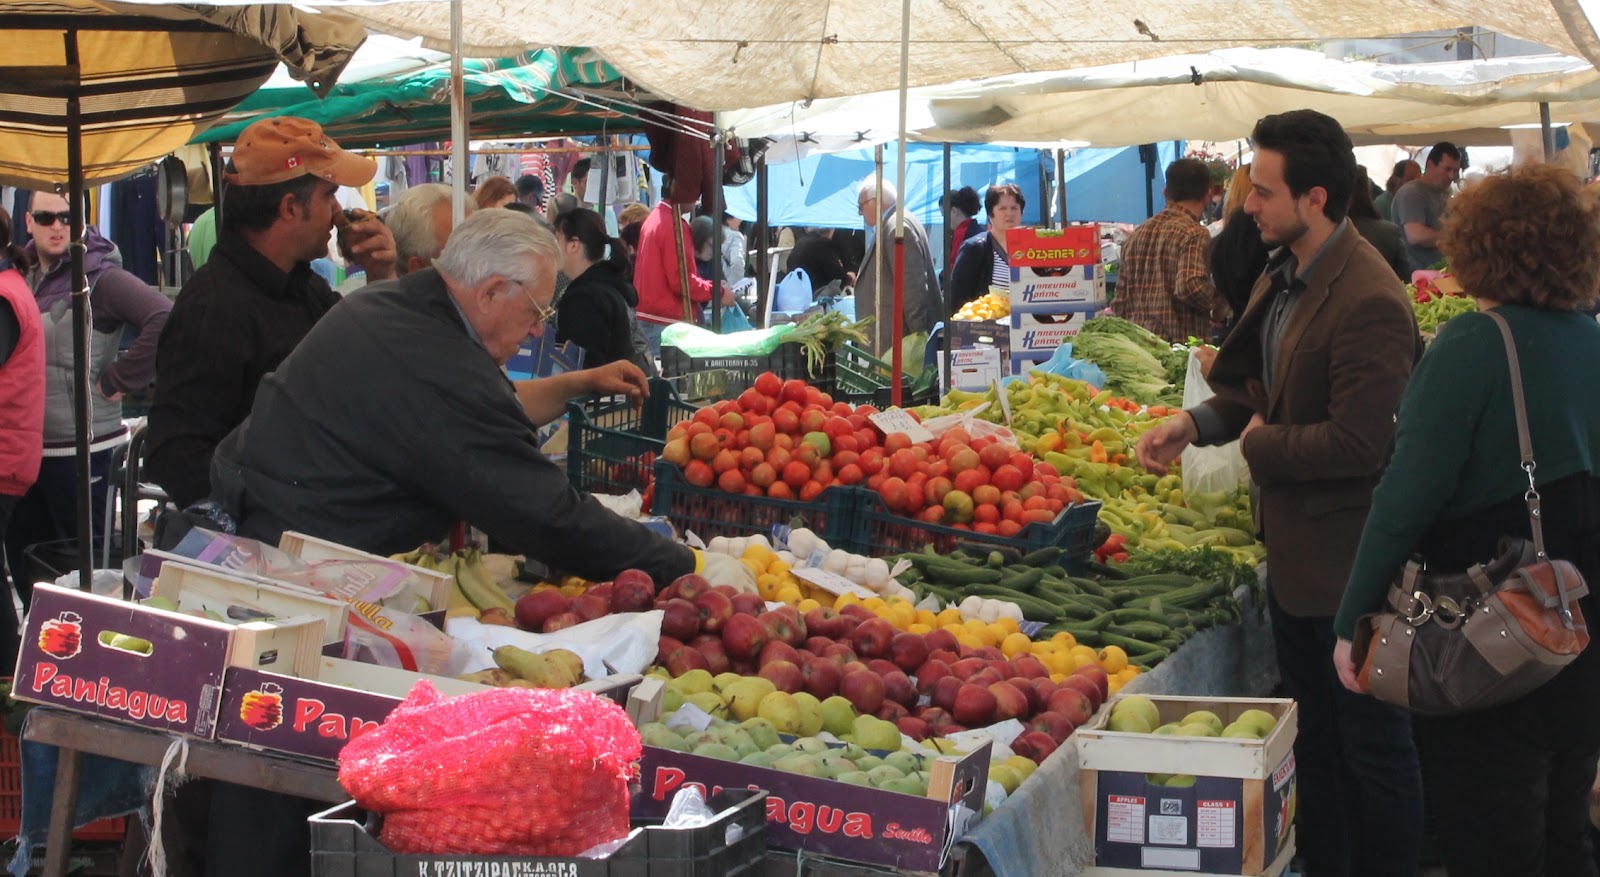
left=145, top=116, right=397, bottom=511
left=2, top=190, right=171, bottom=604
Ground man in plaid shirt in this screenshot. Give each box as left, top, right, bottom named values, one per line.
left=1113, top=158, right=1229, bottom=343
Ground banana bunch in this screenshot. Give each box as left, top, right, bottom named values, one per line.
left=953, top=290, right=1010, bottom=322
left=394, top=546, right=517, bottom=623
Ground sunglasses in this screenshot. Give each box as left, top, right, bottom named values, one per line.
left=30, top=210, right=71, bottom=227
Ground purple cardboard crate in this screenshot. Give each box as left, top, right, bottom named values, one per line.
left=215, top=666, right=399, bottom=763
left=633, top=742, right=989, bottom=875
left=14, top=584, right=232, bottom=738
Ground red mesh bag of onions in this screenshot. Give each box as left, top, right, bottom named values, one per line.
left=338, top=680, right=641, bottom=855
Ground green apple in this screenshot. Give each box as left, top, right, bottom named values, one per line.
left=1111, top=695, right=1161, bottom=731
left=1181, top=710, right=1224, bottom=735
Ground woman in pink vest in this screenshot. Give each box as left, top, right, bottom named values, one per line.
left=0, top=207, right=44, bottom=667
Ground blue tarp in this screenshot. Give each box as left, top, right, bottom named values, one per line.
left=723, top=143, right=1044, bottom=230
left=722, top=141, right=1185, bottom=231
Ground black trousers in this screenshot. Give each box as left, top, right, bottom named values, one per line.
left=1269, top=587, right=1423, bottom=876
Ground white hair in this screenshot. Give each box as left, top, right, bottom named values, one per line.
left=387, top=183, right=462, bottom=271
left=433, top=209, right=558, bottom=289
left=858, top=176, right=898, bottom=210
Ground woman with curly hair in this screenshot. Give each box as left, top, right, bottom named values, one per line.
left=1332, top=163, right=1600, bottom=876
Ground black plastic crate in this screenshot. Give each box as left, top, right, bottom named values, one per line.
left=566, top=377, right=698, bottom=496
left=310, top=788, right=766, bottom=877
left=840, top=491, right=1103, bottom=559
left=659, top=342, right=834, bottom=396
left=651, top=460, right=853, bottom=543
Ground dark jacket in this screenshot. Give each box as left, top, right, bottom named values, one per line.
left=209, top=267, right=696, bottom=586
left=1352, top=217, right=1408, bottom=281
left=1208, top=209, right=1271, bottom=340
left=556, top=262, right=638, bottom=368
left=948, top=231, right=1004, bottom=310
left=1197, top=221, right=1422, bottom=616
left=145, top=236, right=341, bottom=508
left=785, top=231, right=848, bottom=292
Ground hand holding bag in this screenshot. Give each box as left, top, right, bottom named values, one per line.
left=1352, top=311, right=1590, bottom=715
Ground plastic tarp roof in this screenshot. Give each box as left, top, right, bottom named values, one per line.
left=193, top=45, right=637, bottom=147
left=722, top=48, right=1600, bottom=148
left=110, top=0, right=1600, bottom=111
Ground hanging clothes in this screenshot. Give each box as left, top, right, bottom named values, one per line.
left=108, top=173, right=161, bottom=285
left=642, top=104, right=737, bottom=208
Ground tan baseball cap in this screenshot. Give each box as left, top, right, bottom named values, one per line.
left=225, top=116, right=375, bottom=187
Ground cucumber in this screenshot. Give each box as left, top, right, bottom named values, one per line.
left=1069, top=577, right=1111, bottom=597
left=1108, top=620, right=1173, bottom=641
left=998, top=568, right=1045, bottom=594
left=1017, top=546, right=1063, bottom=567
left=1098, top=631, right=1170, bottom=659
left=1081, top=559, right=1131, bottom=580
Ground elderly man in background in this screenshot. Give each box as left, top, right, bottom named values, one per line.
left=853, top=177, right=941, bottom=356
left=388, top=183, right=471, bottom=277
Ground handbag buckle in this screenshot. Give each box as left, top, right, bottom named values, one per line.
left=1432, top=596, right=1465, bottom=630
left=1401, top=591, right=1434, bottom=626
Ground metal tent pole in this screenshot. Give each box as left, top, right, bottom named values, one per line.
left=711, top=130, right=724, bottom=333
left=66, top=30, right=92, bottom=588
left=449, top=0, right=467, bottom=223
left=754, top=154, right=770, bottom=327
left=1541, top=102, right=1556, bottom=160
left=891, top=0, right=911, bottom=407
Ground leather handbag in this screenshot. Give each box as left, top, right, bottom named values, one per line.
left=1352, top=310, right=1591, bottom=716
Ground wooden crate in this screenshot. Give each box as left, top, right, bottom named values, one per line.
left=151, top=560, right=350, bottom=645
left=1075, top=695, right=1298, bottom=876
left=277, top=531, right=453, bottom=612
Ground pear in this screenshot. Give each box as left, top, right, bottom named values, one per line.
left=1181, top=710, right=1224, bottom=735
left=820, top=696, right=857, bottom=737
left=669, top=669, right=715, bottom=696
left=739, top=718, right=781, bottom=751
left=836, top=770, right=873, bottom=787
left=1110, top=696, right=1161, bottom=732
left=884, top=750, right=923, bottom=775
left=693, top=742, right=740, bottom=761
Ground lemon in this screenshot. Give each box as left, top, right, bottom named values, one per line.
left=776, top=586, right=803, bottom=604
left=796, top=598, right=821, bottom=614
left=1000, top=632, right=1033, bottom=659
left=1097, top=645, right=1130, bottom=674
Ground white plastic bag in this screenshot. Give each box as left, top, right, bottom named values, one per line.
left=1179, top=348, right=1250, bottom=495
left=774, top=267, right=814, bottom=313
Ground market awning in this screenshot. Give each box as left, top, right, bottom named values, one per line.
left=720, top=48, right=1600, bottom=148
left=193, top=46, right=642, bottom=148
left=105, top=0, right=1600, bottom=112
left=0, top=2, right=365, bottom=189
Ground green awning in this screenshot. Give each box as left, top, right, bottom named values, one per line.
left=193, top=47, right=641, bottom=148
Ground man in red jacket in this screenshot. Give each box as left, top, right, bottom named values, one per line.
left=0, top=208, right=43, bottom=669
left=632, top=175, right=733, bottom=358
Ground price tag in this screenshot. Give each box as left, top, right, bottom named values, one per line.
left=792, top=566, right=876, bottom=600
left=869, top=409, right=935, bottom=444
left=994, top=379, right=1013, bottom=427
left=665, top=703, right=714, bottom=733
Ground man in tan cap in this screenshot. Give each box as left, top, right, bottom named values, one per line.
left=147, top=116, right=396, bottom=510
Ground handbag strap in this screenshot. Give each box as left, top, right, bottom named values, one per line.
left=1484, top=310, right=1549, bottom=562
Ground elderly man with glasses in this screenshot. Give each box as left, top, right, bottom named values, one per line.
left=3, top=190, right=171, bottom=612
left=851, top=177, right=943, bottom=357
left=209, top=208, right=752, bottom=600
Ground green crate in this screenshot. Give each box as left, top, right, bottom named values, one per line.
left=565, top=378, right=697, bottom=496
left=832, top=344, right=939, bottom=408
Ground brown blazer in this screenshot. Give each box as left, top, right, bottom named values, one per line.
left=1198, top=220, right=1422, bottom=617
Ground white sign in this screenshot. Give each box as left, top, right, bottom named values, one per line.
left=869, top=409, right=935, bottom=444
left=791, top=566, right=875, bottom=600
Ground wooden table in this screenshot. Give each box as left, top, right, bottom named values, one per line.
left=23, top=708, right=345, bottom=877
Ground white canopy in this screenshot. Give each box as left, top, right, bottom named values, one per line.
left=113, top=0, right=1600, bottom=112
left=722, top=48, right=1600, bottom=148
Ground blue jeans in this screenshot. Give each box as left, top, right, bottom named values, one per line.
left=638, top=320, right=668, bottom=361
left=1268, top=585, right=1423, bottom=876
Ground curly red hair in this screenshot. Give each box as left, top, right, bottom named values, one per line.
left=1440, top=163, right=1600, bottom=311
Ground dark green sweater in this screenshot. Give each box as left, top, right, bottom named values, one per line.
left=1334, top=304, right=1600, bottom=639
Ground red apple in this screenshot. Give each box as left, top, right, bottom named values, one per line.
left=656, top=636, right=686, bottom=663
left=924, top=628, right=960, bottom=655
left=571, top=592, right=610, bottom=622
left=975, top=646, right=1005, bottom=662
left=1011, top=731, right=1059, bottom=763
left=889, top=632, right=930, bottom=673
left=721, top=612, right=770, bottom=659
left=949, top=657, right=987, bottom=681
left=660, top=598, right=701, bottom=641
left=822, top=643, right=859, bottom=667
left=586, top=583, right=615, bottom=603
left=839, top=669, right=886, bottom=715
left=513, top=589, right=568, bottom=631
left=803, top=635, right=835, bottom=656
left=712, top=584, right=738, bottom=599
left=849, top=618, right=896, bottom=658
left=1071, top=664, right=1110, bottom=703
left=953, top=683, right=998, bottom=727
left=542, top=612, right=581, bottom=633
left=759, top=608, right=806, bottom=646
left=1006, top=678, right=1042, bottom=714
left=838, top=604, right=875, bottom=623
left=759, top=660, right=805, bottom=694
left=695, top=639, right=731, bottom=674
left=758, top=640, right=802, bottom=668
left=919, top=706, right=954, bottom=733
left=989, top=682, right=1030, bottom=722
left=1028, top=711, right=1077, bottom=745
left=803, top=607, right=849, bottom=639
left=876, top=701, right=911, bottom=723
left=986, top=659, right=1015, bottom=677
left=896, top=716, right=931, bottom=740
left=611, top=572, right=656, bottom=613
left=881, top=670, right=917, bottom=708
left=866, top=658, right=900, bottom=677
left=731, top=659, right=757, bottom=676
left=932, top=676, right=963, bottom=712
left=693, top=591, right=734, bottom=633
left=730, top=592, right=766, bottom=617
left=1057, top=674, right=1104, bottom=711
left=969, top=668, right=1006, bottom=689
left=1028, top=678, right=1060, bottom=702
left=664, top=645, right=709, bottom=676
left=915, top=659, right=952, bottom=696
left=1046, top=688, right=1094, bottom=726
left=800, top=657, right=842, bottom=699
left=1012, top=655, right=1050, bottom=680
left=928, top=648, right=962, bottom=667
left=671, top=573, right=711, bottom=601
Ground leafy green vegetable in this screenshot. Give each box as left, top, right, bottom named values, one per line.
left=1076, top=316, right=1189, bottom=398
left=1118, top=546, right=1264, bottom=618
left=788, top=311, right=874, bottom=376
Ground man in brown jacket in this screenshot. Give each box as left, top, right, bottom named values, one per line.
left=1137, top=110, right=1424, bottom=876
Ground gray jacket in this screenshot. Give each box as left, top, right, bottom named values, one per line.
left=853, top=207, right=942, bottom=356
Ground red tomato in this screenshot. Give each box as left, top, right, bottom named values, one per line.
left=883, top=433, right=913, bottom=454
left=754, top=371, right=783, bottom=398
left=973, top=484, right=1001, bottom=506
left=783, top=460, right=812, bottom=488
left=684, top=460, right=714, bottom=488
left=717, top=469, right=746, bottom=493
left=781, top=379, right=808, bottom=405
left=919, top=505, right=946, bottom=524
left=924, top=476, right=954, bottom=507
left=859, top=448, right=886, bottom=475
left=832, top=402, right=854, bottom=417
left=739, top=447, right=765, bottom=469
left=692, top=407, right=720, bottom=427
left=866, top=473, right=886, bottom=491
left=1009, top=452, right=1035, bottom=473
left=712, top=449, right=739, bottom=474
left=973, top=522, right=999, bottom=535
left=997, top=519, right=1023, bottom=537
left=800, top=481, right=825, bottom=501
left=973, top=503, right=1000, bottom=525
left=890, top=449, right=920, bottom=479
left=768, top=481, right=794, bottom=499
left=978, top=443, right=1011, bottom=470
left=1023, top=495, right=1051, bottom=512
left=991, top=465, right=1026, bottom=493
left=953, top=468, right=986, bottom=495
left=879, top=477, right=909, bottom=513
left=823, top=416, right=854, bottom=441
left=837, top=463, right=864, bottom=485
left=751, top=462, right=777, bottom=488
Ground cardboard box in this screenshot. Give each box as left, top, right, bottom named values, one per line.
left=14, top=584, right=235, bottom=738
left=1009, top=310, right=1090, bottom=357
left=944, top=320, right=1010, bottom=392
left=216, top=656, right=643, bottom=764
left=1006, top=226, right=1101, bottom=268
left=276, top=531, right=453, bottom=614
left=632, top=742, right=988, bottom=875
left=1076, top=696, right=1298, bottom=876
left=1010, top=265, right=1108, bottom=313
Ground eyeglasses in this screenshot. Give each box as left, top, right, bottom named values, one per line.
left=30, top=211, right=71, bottom=227
left=857, top=197, right=876, bottom=215
left=512, top=279, right=556, bottom=328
